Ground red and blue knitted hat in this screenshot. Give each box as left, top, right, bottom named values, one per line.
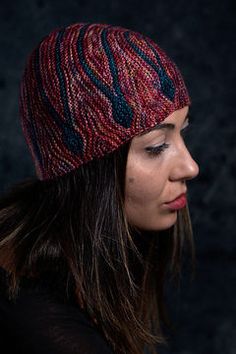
left=19, top=22, right=191, bottom=181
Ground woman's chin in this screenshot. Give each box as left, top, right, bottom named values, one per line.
left=130, top=211, right=178, bottom=232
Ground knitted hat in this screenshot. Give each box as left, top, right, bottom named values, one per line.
left=19, top=22, right=191, bottom=181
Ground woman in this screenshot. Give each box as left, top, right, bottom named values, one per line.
left=0, top=23, right=199, bottom=354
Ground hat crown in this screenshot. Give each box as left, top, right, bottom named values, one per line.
left=19, top=23, right=190, bottom=180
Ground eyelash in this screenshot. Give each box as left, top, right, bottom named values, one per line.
left=181, top=124, right=190, bottom=138
left=145, top=143, right=170, bottom=157
left=145, top=125, right=190, bottom=157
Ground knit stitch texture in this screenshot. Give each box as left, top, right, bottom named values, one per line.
left=19, top=22, right=191, bottom=180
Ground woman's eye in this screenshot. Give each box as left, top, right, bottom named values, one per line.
left=145, top=143, right=169, bottom=157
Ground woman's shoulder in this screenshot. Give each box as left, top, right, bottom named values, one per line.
left=0, top=266, right=114, bottom=354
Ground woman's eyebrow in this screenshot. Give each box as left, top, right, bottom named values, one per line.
left=139, top=113, right=190, bottom=136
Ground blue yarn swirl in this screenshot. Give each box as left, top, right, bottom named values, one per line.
left=124, top=31, right=175, bottom=102
left=77, top=24, right=133, bottom=129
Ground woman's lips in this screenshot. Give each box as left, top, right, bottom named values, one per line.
left=164, top=193, right=187, bottom=210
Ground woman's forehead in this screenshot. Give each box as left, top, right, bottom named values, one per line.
left=133, top=106, right=190, bottom=142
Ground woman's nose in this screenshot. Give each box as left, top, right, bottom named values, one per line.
left=169, top=144, right=199, bottom=182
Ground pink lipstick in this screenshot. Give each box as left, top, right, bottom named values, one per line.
left=165, top=193, right=187, bottom=210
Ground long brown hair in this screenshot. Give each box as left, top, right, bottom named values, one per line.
left=0, top=142, right=195, bottom=354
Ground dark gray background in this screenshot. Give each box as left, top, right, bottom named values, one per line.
left=0, top=0, right=235, bottom=353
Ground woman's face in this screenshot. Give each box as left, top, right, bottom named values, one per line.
left=124, top=106, right=199, bottom=231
